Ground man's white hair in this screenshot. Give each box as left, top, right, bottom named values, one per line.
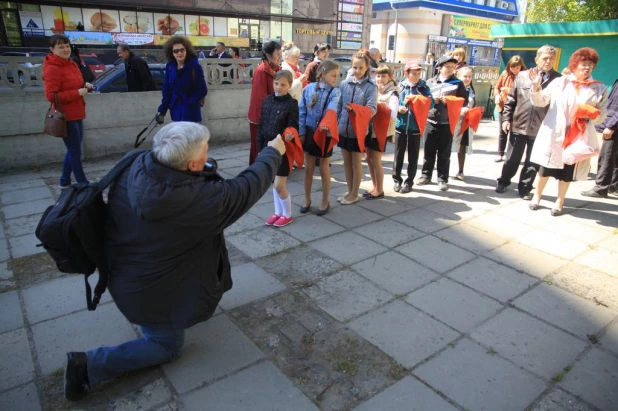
left=536, top=45, right=557, bottom=58
left=152, top=122, right=210, bottom=170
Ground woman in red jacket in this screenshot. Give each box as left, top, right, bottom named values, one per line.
left=44, top=35, right=92, bottom=187
left=247, top=40, right=282, bottom=164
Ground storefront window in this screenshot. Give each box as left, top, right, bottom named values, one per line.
left=227, top=18, right=238, bottom=37
left=18, top=4, right=40, bottom=12
left=271, top=0, right=294, bottom=15
left=270, top=20, right=281, bottom=41
left=2, top=10, right=21, bottom=46
left=282, top=21, right=292, bottom=43
left=213, top=17, right=227, bottom=37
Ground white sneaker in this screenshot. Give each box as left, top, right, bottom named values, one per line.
left=438, top=181, right=449, bottom=191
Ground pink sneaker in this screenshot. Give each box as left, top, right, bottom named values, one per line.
left=265, top=214, right=280, bottom=226
left=273, top=215, right=293, bottom=227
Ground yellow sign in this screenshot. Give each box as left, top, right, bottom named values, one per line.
left=448, top=15, right=495, bottom=40
left=153, top=35, right=249, bottom=47
left=295, top=28, right=334, bottom=36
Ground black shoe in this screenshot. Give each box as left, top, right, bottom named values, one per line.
left=416, top=176, right=430, bottom=186
left=315, top=203, right=330, bottom=216
left=393, top=181, right=402, bottom=192
left=65, top=352, right=90, bottom=401
left=609, top=188, right=617, bottom=196
left=551, top=208, right=563, bottom=217
left=495, top=184, right=506, bottom=194
left=581, top=189, right=607, bottom=198
left=529, top=202, right=539, bottom=211
left=300, top=201, right=311, bottom=214
left=399, top=184, right=412, bottom=194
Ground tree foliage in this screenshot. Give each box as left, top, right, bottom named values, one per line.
left=527, top=0, right=618, bottom=23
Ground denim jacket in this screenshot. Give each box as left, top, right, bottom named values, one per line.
left=395, top=78, right=433, bottom=132
left=337, top=75, right=378, bottom=139
left=299, top=82, right=340, bottom=136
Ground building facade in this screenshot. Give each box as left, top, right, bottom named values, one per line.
left=370, top=0, right=518, bottom=66
left=0, top=1, right=373, bottom=56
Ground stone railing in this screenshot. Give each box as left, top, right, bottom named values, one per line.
left=0, top=56, right=45, bottom=90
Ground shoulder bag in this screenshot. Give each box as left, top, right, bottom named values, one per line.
left=44, top=93, right=67, bottom=138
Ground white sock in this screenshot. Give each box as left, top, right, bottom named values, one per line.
left=281, top=195, right=292, bottom=218
left=273, top=189, right=282, bottom=216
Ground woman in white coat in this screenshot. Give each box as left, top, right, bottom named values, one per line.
left=281, top=42, right=308, bottom=102
left=529, top=47, right=608, bottom=216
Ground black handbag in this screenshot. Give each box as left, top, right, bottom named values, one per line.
left=43, top=93, right=67, bottom=138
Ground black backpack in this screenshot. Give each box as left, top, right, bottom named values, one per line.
left=35, top=150, right=144, bottom=310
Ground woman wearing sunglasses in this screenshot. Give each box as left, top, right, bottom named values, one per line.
left=157, top=36, right=208, bottom=123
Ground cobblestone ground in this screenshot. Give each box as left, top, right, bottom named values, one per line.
left=1, top=121, right=617, bottom=411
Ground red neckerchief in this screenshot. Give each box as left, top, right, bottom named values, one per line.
left=571, top=79, right=602, bottom=93
left=261, top=60, right=280, bottom=77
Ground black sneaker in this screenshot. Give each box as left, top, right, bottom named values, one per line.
left=400, top=184, right=412, bottom=194
left=495, top=183, right=506, bottom=194
left=393, top=181, right=402, bottom=192
left=581, top=189, right=607, bottom=198
left=65, top=352, right=90, bottom=401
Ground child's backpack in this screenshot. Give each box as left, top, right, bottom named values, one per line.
left=35, top=150, right=144, bottom=310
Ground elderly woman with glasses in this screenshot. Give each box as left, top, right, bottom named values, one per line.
left=529, top=47, right=608, bottom=216
left=157, top=36, right=208, bottom=123
left=281, top=41, right=308, bottom=102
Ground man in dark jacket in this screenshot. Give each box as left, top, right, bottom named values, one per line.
left=417, top=55, right=468, bottom=191
left=581, top=77, right=618, bottom=198
left=496, top=45, right=561, bottom=199
left=63, top=122, right=286, bottom=401
left=117, top=44, right=156, bottom=92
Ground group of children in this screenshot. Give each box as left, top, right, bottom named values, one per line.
left=256, top=48, right=477, bottom=227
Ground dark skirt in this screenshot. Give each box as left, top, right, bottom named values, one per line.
left=338, top=136, right=362, bottom=153
left=538, top=164, right=575, bottom=182
left=460, top=129, right=469, bottom=147
left=259, top=139, right=290, bottom=177
left=303, top=127, right=333, bottom=158
left=365, top=134, right=387, bottom=153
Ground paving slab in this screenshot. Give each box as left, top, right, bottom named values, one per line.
left=280, top=213, right=346, bottom=242
left=422, top=199, right=485, bottom=222
left=0, top=186, right=53, bottom=206
left=181, top=361, right=318, bottom=411
left=2, top=198, right=52, bottom=220
left=163, top=314, right=264, bottom=394
left=22, top=273, right=112, bottom=324
left=356, top=196, right=417, bottom=217
left=447, top=257, right=538, bottom=302
left=0, top=382, right=41, bottom=411
left=567, top=207, right=618, bottom=231
left=31, top=303, right=136, bottom=374
left=352, top=376, right=458, bottom=411
left=322, top=204, right=384, bottom=229
left=406, top=278, right=502, bottom=332
left=595, top=234, right=618, bottom=253
left=539, top=218, right=614, bottom=245
left=224, top=213, right=266, bottom=236
left=108, top=379, right=172, bottom=411
left=414, top=338, right=546, bottom=411
left=4, top=214, right=42, bottom=238
left=0, top=290, right=23, bottom=334
left=0, top=328, right=35, bottom=390
left=391, top=208, right=458, bottom=234
left=548, top=263, right=618, bottom=310
left=0, top=173, right=43, bottom=185
left=515, top=229, right=592, bottom=260
left=354, top=219, right=425, bottom=248
left=0, top=261, right=12, bottom=280
left=471, top=308, right=587, bottom=379
left=309, top=231, right=388, bottom=266
left=492, top=201, right=561, bottom=227
left=8, top=233, right=43, bottom=259
left=529, top=388, right=597, bottom=411
left=434, top=223, right=508, bottom=254
left=560, top=348, right=618, bottom=411
left=349, top=300, right=460, bottom=368
left=513, top=283, right=618, bottom=338
left=227, top=226, right=301, bottom=259
left=600, top=321, right=618, bottom=355
left=484, top=242, right=567, bottom=279
left=464, top=212, right=534, bottom=239
left=395, top=235, right=475, bottom=274
left=574, top=248, right=618, bottom=278
left=352, top=252, right=438, bottom=295
left=218, top=262, right=286, bottom=310
left=0, top=222, right=4, bottom=240
left=255, top=245, right=342, bottom=286
left=0, top=239, right=8, bottom=262
left=0, top=178, right=46, bottom=193
left=303, top=270, right=392, bottom=322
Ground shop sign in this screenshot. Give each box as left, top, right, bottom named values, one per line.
left=447, top=37, right=469, bottom=45
left=339, top=40, right=362, bottom=49
left=154, top=35, right=249, bottom=48
left=339, top=22, right=363, bottom=32
left=448, top=15, right=496, bottom=40
left=340, top=31, right=362, bottom=41
left=20, top=11, right=45, bottom=36
left=65, top=31, right=113, bottom=45
left=295, top=28, right=334, bottom=35
left=340, top=12, right=363, bottom=23
left=428, top=34, right=447, bottom=42
left=112, top=33, right=155, bottom=45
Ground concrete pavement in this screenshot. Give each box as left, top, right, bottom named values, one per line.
left=1, top=120, right=617, bottom=411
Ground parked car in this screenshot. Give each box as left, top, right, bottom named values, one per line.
left=0, top=51, right=46, bottom=84
left=105, top=56, right=157, bottom=70
left=80, top=54, right=106, bottom=77
left=92, top=63, right=165, bottom=93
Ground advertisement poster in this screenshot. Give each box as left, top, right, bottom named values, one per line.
left=228, top=18, right=238, bottom=37
left=154, top=35, right=249, bottom=48
left=339, top=22, right=363, bottom=32
left=112, top=33, right=154, bottom=45
left=340, top=31, right=362, bottom=41
left=61, top=7, right=83, bottom=32
left=339, top=40, right=362, bottom=49
left=82, top=9, right=120, bottom=32
left=342, top=0, right=364, bottom=4
left=340, top=12, right=363, bottom=23
left=448, top=15, right=495, bottom=40
left=136, top=12, right=155, bottom=34
left=40, top=5, right=66, bottom=33
left=340, top=3, right=364, bottom=13
left=186, top=15, right=212, bottom=36
left=19, top=11, right=45, bottom=36
left=65, top=31, right=113, bottom=45
left=153, top=13, right=185, bottom=36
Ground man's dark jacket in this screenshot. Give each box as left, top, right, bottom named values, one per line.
left=208, top=51, right=232, bottom=59
left=597, top=78, right=618, bottom=133
left=426, top=73, right=468, bottom=124
left=502, top=68, right=561, bottom=137
left=125, top=52, right=156, bottom=92
left=105, top=148, right=281, bottom=329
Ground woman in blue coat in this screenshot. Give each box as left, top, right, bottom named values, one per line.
left=157, top=36, right=208, bottom=123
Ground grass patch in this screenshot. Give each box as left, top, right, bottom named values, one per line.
left=552, top=366, right=573, bottom=382
left=334, top=359, right=358, bottom=376
left=486, top=347, right=497, bottom=355
left=388, top=363, right=408, bottom=380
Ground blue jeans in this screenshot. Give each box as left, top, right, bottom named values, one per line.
left=86, top=326, right=185, bottom=384
left=60, top=120, right=88, bottom=186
